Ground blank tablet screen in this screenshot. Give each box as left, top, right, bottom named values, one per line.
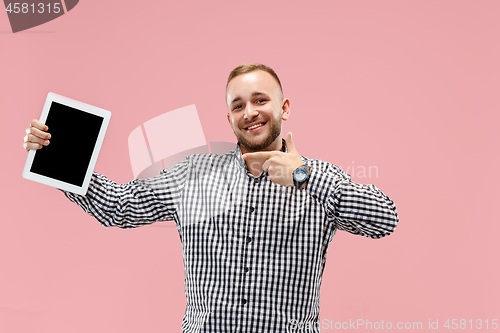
left=30, top=101, right=104, bottom=187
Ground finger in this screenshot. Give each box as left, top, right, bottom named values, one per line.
left=285, top=132, right=297, bottom=154
left=25, top=141, right=43, bottom=151
left=27, top=133, right=50, bottom=146
left=242, top=151, right=276, bottom=161
left=24, top=128, right=31, bottom=144
left=30, top=126, right=51, bottom=140
left=30, top=119, right=48, bottom=131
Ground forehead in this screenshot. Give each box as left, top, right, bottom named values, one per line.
left=226, top=70, right=281, bottom=104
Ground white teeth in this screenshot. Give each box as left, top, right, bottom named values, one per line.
left=247, top=123, right=263, bottom=130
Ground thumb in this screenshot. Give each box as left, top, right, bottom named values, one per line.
left=286, top=132, right=297, bottom=154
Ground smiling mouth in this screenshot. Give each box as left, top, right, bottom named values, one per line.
left=244, top=122, right=267, bottom=131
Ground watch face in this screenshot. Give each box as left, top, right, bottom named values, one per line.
left=294, top=169, right=307, bottom=182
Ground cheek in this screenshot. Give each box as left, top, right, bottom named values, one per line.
left=228, top=114, right=237, bottom=127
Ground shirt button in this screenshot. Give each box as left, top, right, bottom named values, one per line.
left=244, top=267, right=249, bottom=273
left=246, top=237, right=252, bottom=243
left=254, top=178, right=260, bottom=184
left=241, top=298, right=247, bottom=305
left=249, top=207, right=255, bottom=213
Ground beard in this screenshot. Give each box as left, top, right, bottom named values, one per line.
left=234, top=117, right=282, bottom=152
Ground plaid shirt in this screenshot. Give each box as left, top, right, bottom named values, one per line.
left=65, top=140, right=398, bottom=333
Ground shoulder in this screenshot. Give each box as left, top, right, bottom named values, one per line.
left=158, top=151, right=236, bottom=181
left=182, top=149, right=236, bottom=173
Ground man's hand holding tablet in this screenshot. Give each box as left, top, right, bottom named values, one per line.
left=22, top=93, right=111, bottom=195
left=24, top=119, right=51, bottom=151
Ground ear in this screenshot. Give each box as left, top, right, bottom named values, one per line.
left=281, top=98, right=291, bottom=121
left=227, top=112, right=232, bottom=126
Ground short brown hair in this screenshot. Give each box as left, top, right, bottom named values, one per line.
left=226, top=63, right=283, bottom=96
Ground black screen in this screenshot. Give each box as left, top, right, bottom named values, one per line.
left=30, top=101, right=104, bottom=187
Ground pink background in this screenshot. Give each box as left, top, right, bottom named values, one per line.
left=1, top=1, right=499, bottom=332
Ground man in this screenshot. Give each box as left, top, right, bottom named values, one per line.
left=24, top=63, right=399, bottom=332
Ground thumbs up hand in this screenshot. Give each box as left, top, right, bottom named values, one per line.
left=242, top=132, right=304, bottom=187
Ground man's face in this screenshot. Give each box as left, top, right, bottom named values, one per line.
left=226, top=70, right=290, bottom=153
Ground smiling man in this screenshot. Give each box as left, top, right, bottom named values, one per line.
left=24, top=63, right=399, bottom=333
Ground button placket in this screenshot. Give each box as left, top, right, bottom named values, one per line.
left=240, top=176, right=258, bottom=313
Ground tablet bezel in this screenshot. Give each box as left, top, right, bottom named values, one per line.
left=22, top=92, right=111, bottom=195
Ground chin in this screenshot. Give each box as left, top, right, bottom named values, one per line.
left=239, top=134, right=278, bottom=152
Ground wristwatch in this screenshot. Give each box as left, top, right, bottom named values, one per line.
left=293, top=164, right=311, bottom=190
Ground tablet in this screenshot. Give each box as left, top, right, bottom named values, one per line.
left=22, top=92, right=111, bottom=195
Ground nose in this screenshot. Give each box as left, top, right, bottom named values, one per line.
left=244, top=102, right=259, bottom=119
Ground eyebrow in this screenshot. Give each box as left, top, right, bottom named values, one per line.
left=230, top=92, right=268, bottom=105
